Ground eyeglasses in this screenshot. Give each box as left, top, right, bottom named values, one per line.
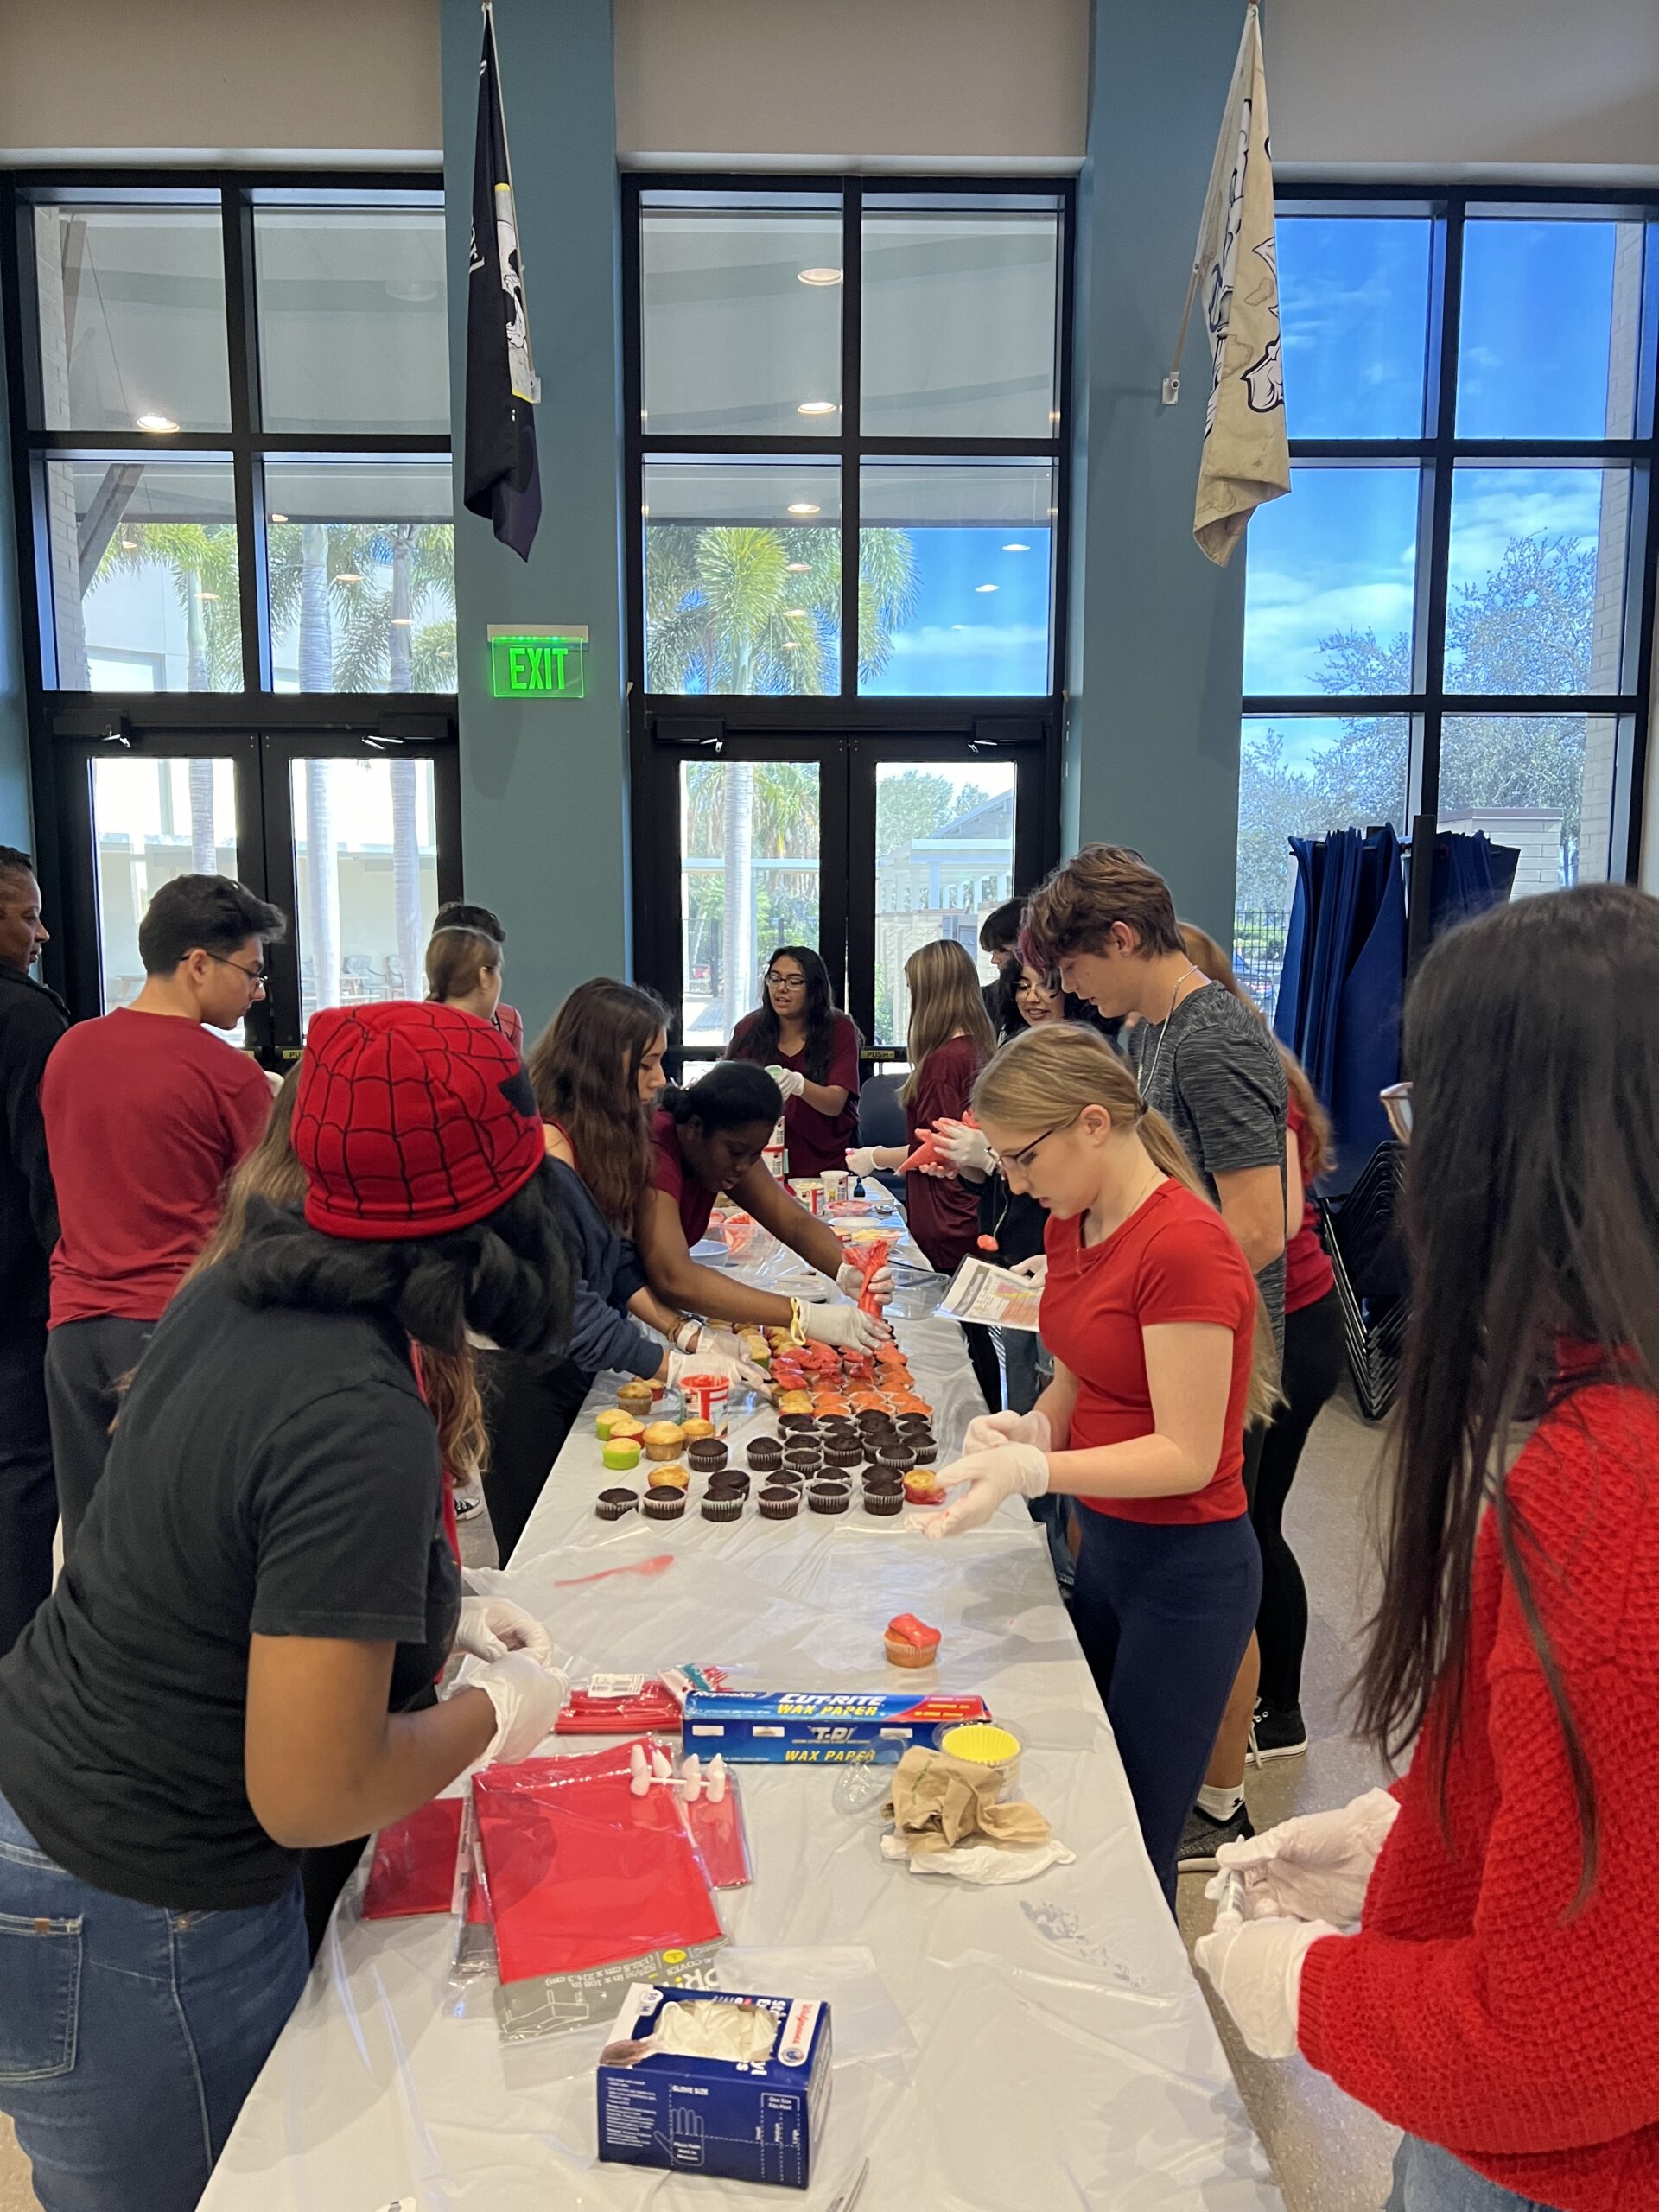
left=997, top=1114, right=1080, bottom=1172
left=764, top=971, right=806, bottom=990
left=1379, top=1082, right=1413, bottom=1143
left=205, top=951, right=269, bottom=988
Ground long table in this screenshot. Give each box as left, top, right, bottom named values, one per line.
left=201, top=1230, right=1281, bottom=2211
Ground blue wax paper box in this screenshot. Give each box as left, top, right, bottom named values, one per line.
left=683, top=1688, right=990, bottom=1764
left=597, top=1984, right=832, bottom=2190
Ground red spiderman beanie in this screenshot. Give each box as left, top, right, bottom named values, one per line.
left=293, top=1001, right=545, bottom=1241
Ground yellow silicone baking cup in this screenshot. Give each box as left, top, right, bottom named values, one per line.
left=939, top=1723, right=1020, bottom=1767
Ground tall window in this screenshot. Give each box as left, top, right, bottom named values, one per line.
left=1235, top=194, right=1657, bottom=1012
left=626, top=181, right=1070, bottom=1052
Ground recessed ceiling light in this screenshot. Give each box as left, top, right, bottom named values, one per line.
left=269, top=512, right=289, bottom=524
left=797, top=400, right=837, bottom=416
left=335, top=571, right=363, bottom=584
left=785, top=561, right=811, bottom=573
left=136, top=412, right=178, bottom=433
left=797, top=267, right=842, bottom=287
left=120, top=537, right=137, bottom=550
left=390, top=615, right=412, bottom=626
left=1002, top=542, right=1031, bottom=552
left=784, top=608, right=807, bottom=619
left=975, top=582, right=999, bottom=594
left=786, top=502, right=820, bottom=516
left=780, top=639, right=800, bottom=650
left=197, top=590, right=219, bottom=601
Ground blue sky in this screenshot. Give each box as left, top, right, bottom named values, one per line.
left=862, top=525, right=1051, bottom=696
left=1245, top=216, right=1627, bottom=698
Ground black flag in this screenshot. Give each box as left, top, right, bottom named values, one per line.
left=464, top=6, right=541, bottom=561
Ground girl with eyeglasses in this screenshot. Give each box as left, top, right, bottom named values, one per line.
left=925, top=1021, right=1276, bottom=1908
left=726, top=944, right=861, bottom=1176
left=1196, top=883, right=1659, bottom=2212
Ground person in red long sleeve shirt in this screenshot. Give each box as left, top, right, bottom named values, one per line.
left=1197, top=882, right=1659, bottom=2212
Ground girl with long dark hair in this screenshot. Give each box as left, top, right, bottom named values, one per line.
left=482, top=980, right=765, bottom=1560
left=1198, top=885, right=1659, bottom=2212
left=727, top=944, right=861, bottom=1175
left=0, top=1005, right=573, bottom=2212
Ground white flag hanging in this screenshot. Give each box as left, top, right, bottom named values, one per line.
left=1179, top=4, right=1289, bottom=565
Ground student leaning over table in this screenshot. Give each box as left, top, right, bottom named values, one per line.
left=481, top=980, right=770, bottom=1561
left=639, top=1057, right=892, bottom=1350
left=924, top=1021, right=1275, bottom=1910
left=0, top=1002, right=572, bottom=2212
left=1195, top=887, right=1659, bottom=2212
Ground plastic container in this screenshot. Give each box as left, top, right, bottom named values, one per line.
left=677, top=1372, right=731, bottom=1435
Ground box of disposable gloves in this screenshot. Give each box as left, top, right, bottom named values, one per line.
left=597, top=1985, right=832, bottom=2189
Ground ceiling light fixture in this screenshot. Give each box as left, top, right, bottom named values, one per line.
left=120, top=537, right=137, bottom=550
left=785, top=561, right=812, bottom=573
left=786, top=502, right=820, bottom=516
left=796, top=400, right=837, bottom=416
left=784, top=608, right=807, bottom=619
left=390, top=615, right=412, bottom=625
left=1002, top=542, right=1030, bottom=552
left=335, top=570, right=363, bottom=584
left=780, top=639, right=800, bottom=650
left=797, top=267, right=842, bottom=287
left=197, top=590, right=219, bottom=601
left=135, top=412, right=178, bottom=433
left=975, top=582, right=999, bottom=594
left=269, top=512, right=289, bottom=524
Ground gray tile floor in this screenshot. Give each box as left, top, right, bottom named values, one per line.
left=0, top=1382, right=1402, bottom=2212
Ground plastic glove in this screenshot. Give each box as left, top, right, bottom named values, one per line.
left=772, top=1067, right=806, bottom=1101
left=1008, top=1253, right=1048, bottom=1285
left=1194, top=1909, right=1338, bottom=2060
left=836, top=1261, right=896, bottom=1305
left=921, top=1442, right=1048, bottom=1538
left=667, top=1346, right=768, bottom=1390
left=963, top=1408, right=1052, bottom=1457
left=454, top=1596, right=555, bottom=1668
left=801, top=1301, right=889, bottom=1351
left=846, top=1147, right=881, bottom=1179
left=1209, top=1787, right=1401, bottom=1928
left=933, top=1119, right=995, bottom=1178
left=694, top=1327, right=772, bottom=1383
left=468, top=1649, right=569, bottom=1764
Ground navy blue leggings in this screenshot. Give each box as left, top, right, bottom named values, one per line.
left=1068, top=1508, right=1262, bottom=1908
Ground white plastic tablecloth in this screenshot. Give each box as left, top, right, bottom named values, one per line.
left=201, top=1221, right=1280, bottom=2212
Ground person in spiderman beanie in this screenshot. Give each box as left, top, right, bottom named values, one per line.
left=1197, top=886, right=1659, bottom=2212
left=0, top=1001, right=573, bottom=2212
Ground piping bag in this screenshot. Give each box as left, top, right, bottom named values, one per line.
left=843, top=1233, right=894, bottom=1316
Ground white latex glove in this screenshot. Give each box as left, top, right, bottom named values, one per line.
left=846, top=1147, right=880, bottom=1179
left=467, top=1649, right=569, bottom=1764
left=963, top=1408, right=1052, bottom=1457
left=772, top=1067, right=806, bottom=1100
left=1194, top=1909, right=1339, bottom=2060
left=801, top=1301, right=890, bottom=1351
left=1208, top=1787, right=1401, bottom=1928
left=921, top=1442, right=1048, bottom=1538
left=836, top=1260, right=896, bottom=1305
left=694, top=1326, right=771, bottom=1382
left=1008, top=1253, right=1048, bottom=1285
left=933, top=1119, right=995, bottom=1177
left=454, top=1596, right=555, bottom=1667
left=667, top=1346, right=768, bottom=1390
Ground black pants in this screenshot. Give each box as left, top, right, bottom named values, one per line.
left=480, top=1349, right=591, bottom=1564
left=962, top=1321, right=1002, bottom=1414
left=44, top=1314, right=154, bottom=1554
left=1252, top=1287, right=1345, bottom=1713
left=0, top=1313, right=57, bottom=1656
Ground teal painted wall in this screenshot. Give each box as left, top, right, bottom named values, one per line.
left=440, top=0, right=631, bottom=1039
left=1065, top=0, right=1249, bottom=944
left=0, top=326, right=31, bottom=851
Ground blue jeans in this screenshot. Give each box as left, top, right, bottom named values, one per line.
left=1387, top=2138, right=1562, bottom=2211
left=1068, top=1509, right=1262, bottom=1910
left=0, top=1790, right=308, bottom=2212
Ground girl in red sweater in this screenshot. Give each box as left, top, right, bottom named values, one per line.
left=1198, top=883, right=1659, bottom=2212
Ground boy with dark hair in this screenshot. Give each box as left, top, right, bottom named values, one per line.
left=0, top=848, right=67, bottom=1653
left=41, top=874, right=284, bottom=1546
left=429, top=898, right=523, bottom=1054
left=978, top=895, right=1026, bottom=1025
left=1025, top=843, right=1287, bottom=1869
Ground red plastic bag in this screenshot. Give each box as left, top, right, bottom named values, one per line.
left=362, top=1796, right=465, bottom=1920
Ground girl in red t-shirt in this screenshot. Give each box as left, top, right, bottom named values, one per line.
left=927, top=1021, right=1278, bottom=1905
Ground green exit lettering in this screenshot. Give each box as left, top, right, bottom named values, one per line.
left=490, top=633, right=587, bottom=700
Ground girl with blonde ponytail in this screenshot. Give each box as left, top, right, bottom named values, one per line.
left=926, top=1021, right=1272, bottom=1906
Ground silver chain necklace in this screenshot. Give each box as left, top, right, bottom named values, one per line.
left=1143, top=963, right=1205, bottom=1100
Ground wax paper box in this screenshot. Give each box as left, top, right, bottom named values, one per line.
left=683, top=1688, right=990, bottom=1764
left=598, top=1985, right=832, bottom=2190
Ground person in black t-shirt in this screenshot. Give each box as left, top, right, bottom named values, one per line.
left=0, top=1002, right=573, bottom=2212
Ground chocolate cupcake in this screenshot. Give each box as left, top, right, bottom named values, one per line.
left=644, top=1487, right=688, bottom=1520
left=808, top=1482, right=851, bottom=1515
left=759, top=1484, right=801, bottom=1520
left=861, top=1470, right=903, bottom=1496
left=855, top=1408, right=890, bottom=1432
left=863, top=1488, right=904, bottom=1516
left=823, top=1440, right=862, bottom=1470
left=701, top=1492, right=744, bottom=1522
left=706, top=1471, right=750, bottom=1498
left=687, top=1439, right=728, bottom=1475
left=782, top=1447, right=822, bottom=1476
left=595, top=1487, right=639, bottom=1519
left=907, top=1435, right=938, bottom=1464
left=778, top=1412, right=817, bottom=1433
left=897, top=1413, right=933, bottom=1433
left=747, top=1437, right=785, bottom=1473
left=875, top=1445, right=916, bottom=1477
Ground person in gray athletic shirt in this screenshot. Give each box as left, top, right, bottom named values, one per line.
left=1023, top=843, right=1286, bottom=1872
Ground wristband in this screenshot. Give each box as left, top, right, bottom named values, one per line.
left=673, top=1319, right=702, bottom=1354
left=789, top=1297, right=807, bottom=1347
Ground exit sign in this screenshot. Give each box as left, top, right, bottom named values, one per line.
left=487, top=625, right=588, bottom=699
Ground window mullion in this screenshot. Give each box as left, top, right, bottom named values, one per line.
left=221, top=186, right=270, bottom=693
left=839, top=179, right=862, bottom=702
